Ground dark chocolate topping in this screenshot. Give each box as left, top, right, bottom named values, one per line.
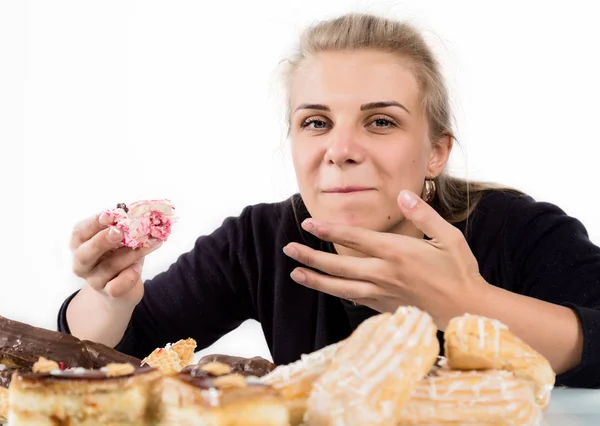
left=192, top=354, right=276, bottom=377
left=0, top=315, right=92, bottom=370
left=0, top=366, right=15, bottom=388
left=175, top=370, right=216, bottom=390
left=82, top=340, right=142, bottom=369
left=116, top=203, right=128, bottom=213
left=0, top=315, right=144, bottom=374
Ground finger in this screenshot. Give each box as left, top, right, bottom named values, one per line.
left=397, top=190, right=462, bottom=243
left=300, top=218, right=403, bottom=260
left=87, top=244, right=160, bottom=290
left=283, top=242, right=386, bottom=281
left=104, top=263, right=143, bottom=298
left=290, top=266, right=380, bottom=302
left=70, top=212, right=113, bottom=251
left=72, top=227, right=125, bottom=277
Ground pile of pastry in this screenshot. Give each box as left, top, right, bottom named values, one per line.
left=260, top=307, right=554, bottom=425
left=0, top=306, right=555, bottom=425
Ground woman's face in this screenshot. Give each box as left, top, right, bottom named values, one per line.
left=290, top=49, right=451, bottom=235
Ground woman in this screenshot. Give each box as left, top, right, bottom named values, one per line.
left=60, top=13, right=600, bottom=388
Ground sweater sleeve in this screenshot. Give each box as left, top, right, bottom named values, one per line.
left=503, top=195, right=600, bottom=388
left=57, top=206, right=258, bottom=359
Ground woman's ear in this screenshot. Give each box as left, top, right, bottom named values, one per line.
left=428, top=134, right=453, bottom=177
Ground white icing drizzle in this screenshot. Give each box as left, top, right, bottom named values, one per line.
left=0, top=364, right=5, bottom=371
left=428, top=379, right=438, bottom=399
left=203, top=387, right=221, bottom=407
left=47, top=367, right=93, bottom=376
left=494, top=317, right=502, bottom=358
left=478, top=317, right=485, bottom=350
left=244, top=376, right=262, bottom=384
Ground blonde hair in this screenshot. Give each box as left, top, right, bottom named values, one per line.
left=280, top=13, right=521, bottom=224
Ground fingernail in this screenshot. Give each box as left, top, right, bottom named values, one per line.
left=283, top=244, right=299, bottom=258
left=107, top=227, right=122, bottom=243
left=132, top=264, right=142, bottom=275
left=98, top=212, right=112, bottom=226
left=291, top=270, right=306, bottom=284
left=399, top=190, right=418, bottom=209
left=302, top=219, right=314, bottom=232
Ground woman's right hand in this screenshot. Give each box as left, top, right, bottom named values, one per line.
left=70, top=212, right=162, bottom=309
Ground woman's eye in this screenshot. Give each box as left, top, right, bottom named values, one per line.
left=301, top=119, right=330, bottom=130
left=370, top=117, right=397, bottom=128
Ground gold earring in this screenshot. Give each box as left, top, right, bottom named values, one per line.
left=422, top=178, right=436, bottom=203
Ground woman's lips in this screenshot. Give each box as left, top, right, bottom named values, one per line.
left=322, top=186, right=375, bottom=194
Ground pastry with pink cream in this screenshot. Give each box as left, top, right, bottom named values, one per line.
left=106, top=199, right=177, bottom=248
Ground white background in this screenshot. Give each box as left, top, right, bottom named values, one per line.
left=1, top=0, right=599, bottom=362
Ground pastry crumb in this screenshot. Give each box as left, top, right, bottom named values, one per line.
left=214, top=374, right=247, bottom=389
left=32, top=357, right=60, bottom=373
left=200, top=362, right=232, bottom=376
left=102, top=363, right=136, bottom=377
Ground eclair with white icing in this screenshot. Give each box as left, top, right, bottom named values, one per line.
left=304, top=306, right=439, bottom=426
left=444, top=314, right=555, bottom=410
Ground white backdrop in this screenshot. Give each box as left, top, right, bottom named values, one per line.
left=1, top=0, right=599, bottom=362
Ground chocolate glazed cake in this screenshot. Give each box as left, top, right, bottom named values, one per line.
left=82, top=340, right=142, bottom=369
left=0, top=314, right=143, bottom=422
left=0, top=315, right=141, bottom=376
left=0, top=315, right=92, bottom=371
left=186, top=354, right=276, bottom=377
left=8, top=363, right=161, bottom=426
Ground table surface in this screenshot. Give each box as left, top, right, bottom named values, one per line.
left=542, top=387, right=600, bottom=425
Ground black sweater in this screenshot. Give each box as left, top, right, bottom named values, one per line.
left=58, top=190, right=600, bottom=388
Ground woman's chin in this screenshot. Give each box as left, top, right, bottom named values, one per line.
left=319, top=208, right=396, bottom=230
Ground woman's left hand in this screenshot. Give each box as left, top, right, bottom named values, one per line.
left=283, top=190, right=489, bottom=329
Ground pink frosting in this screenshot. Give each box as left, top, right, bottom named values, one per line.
left=105, top=199, right=177, bottom=248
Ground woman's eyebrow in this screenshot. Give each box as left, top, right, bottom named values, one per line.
left=293, top=101, right=411, bottom=115
left=294, top=103, right=330, bottom=112
left=360, top=101, right=411, bottom=115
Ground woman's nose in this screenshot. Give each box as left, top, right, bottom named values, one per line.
left=323, top=130, right=366, bottom=167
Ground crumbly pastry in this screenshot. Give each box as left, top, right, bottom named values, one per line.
left=304, top=306, right=439, bottom=426
left=105, top=199, right=177, bottom=248
left=7, top=363, right=161, bottom=426
left=260, top=341, right=344, bottom=425
left=156, top=369, right=289, bottom=426
left=444, top=314, right=555, bottom=409
left=398, top=367, right=542, bottom=425
left=141, top=338, right=197, bottom=375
